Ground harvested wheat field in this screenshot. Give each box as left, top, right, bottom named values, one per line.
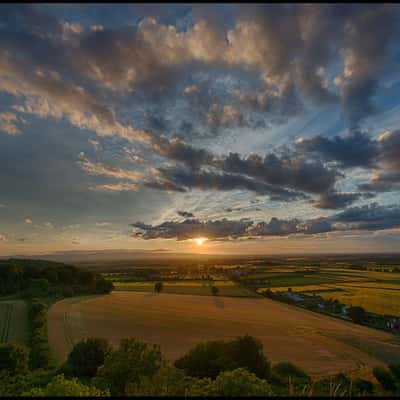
left=48, top=291, right=400, bottom=378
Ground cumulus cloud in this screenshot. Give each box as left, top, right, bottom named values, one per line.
left=0, top=112, right=22, bottom=135
left=0, top=234, right=7, bottom=242
left=1, top=4, right=398, bottom=141
left=25, top=218, right=33, bottom=224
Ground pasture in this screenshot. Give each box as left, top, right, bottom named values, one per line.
left=113, top=280, right=259, bottom=297
left=0, top=300, right=28, bottom=344
left=48, top=291, right=400, bottom=378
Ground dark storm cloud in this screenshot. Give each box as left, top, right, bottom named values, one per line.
left=358, top=130, right=400, bottom=192
left=310, top=190, right=363, bottom=210
left=218, top=151, right=340, bottom=194
left=131, top=203, right=400, bottom=241
left=156, top=166, right=305, bottom=200
left=296, top=131, right=379, bottom=169
left=331, top=202, right=400, bottom=231
left=148, top=134, right=341, bottom=196
left=177, top=210, right=195, bottom=218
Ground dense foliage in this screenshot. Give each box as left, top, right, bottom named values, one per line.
left=62, top=337, right=112, bottom=378
left=175, top=334, right=270, bottom=380
left=0, top=258, right=113, bottom=298
left=1, top=334, right=400, bottom=396
left=0, top=342, right=30, bottom=374
left=28, top=299, right=52, bottom=370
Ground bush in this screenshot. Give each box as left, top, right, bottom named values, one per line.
left=0, top=342, right=30, bottom=374
left=210, top=368, right=274, bottom=396
left=347, top=306, right=366, bottom=323
left=125, top=365, right=189, bottom=396
left=23, top=374, right=109, bottom=396
left=94, top=338, right=163, bottom=395
left=353, top=378, right=374, bottom=395
left=271, top=362, right=310, bottom=387
left=373, top=366, right=397, bottom=392
left=389, top=363, right=400, bottom=380
left=175, top=335, right=270, bottom=379
left=63, top=338, right=112, bottom=378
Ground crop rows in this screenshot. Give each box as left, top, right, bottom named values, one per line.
left=0, top=303, right=13, bottom=343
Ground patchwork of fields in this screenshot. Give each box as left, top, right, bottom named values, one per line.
left=48, top=291, right=400, bottom=378
left=0, top=300, right=28, bottom=344
left=247, top=267, right=400, bottom=317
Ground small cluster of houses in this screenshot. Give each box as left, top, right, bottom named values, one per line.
left=386, top=317, right=400, bottom=331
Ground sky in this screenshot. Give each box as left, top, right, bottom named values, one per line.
left=2, top=4, right=400, bottom=256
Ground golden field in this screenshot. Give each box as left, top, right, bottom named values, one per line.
left=48, top=291, right=400, bottom=378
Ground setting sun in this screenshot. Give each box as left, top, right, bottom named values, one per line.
left=195, top=237, right=207, bottom=246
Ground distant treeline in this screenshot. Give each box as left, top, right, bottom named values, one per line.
left=0, top=259, right=113, bottom=298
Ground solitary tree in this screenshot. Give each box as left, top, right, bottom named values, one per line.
left=211, top=286, right=219, bottom=296
left=154, top=282, right=163, bottom=293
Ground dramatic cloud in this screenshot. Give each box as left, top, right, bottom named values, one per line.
left=311, top=190, right=363, bottom=210
left=156, top=166, right=305, bottom=200
left=132, top=203, right=400, bottom=241
left=296, top=131, right=379, bottom=169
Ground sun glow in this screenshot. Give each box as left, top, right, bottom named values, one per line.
left=195, top=237, right=207, bottom=246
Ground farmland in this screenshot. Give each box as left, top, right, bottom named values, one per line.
left=48, top=291, right=400, bottom=378
left=0, top=300, right=28, bottom=344
left=113, top=280, right=259, bottom=297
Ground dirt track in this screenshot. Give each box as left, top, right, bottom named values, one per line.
left=48, top=291, right=400, bottom=377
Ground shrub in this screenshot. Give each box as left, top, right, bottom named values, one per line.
left=175, top=335, right=270, bottom=380
left=0, top=342, right=30, bottom=374
left=373, top=366, right=397, bottom=392
left=347, top=306, right=366, bottom=323
left=23, top=374, right=109, bottom=396
left=210, top=368, right=274, bottom=396
left=353, top=378, right=374, bottom=394
left=271, top=362, right=310, bottom=387
left=389, top=363, right=400, bottom=380
left=94, top=338, right=163, bottom=395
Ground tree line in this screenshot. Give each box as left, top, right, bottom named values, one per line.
left=0, top=259, right=113, bottom=298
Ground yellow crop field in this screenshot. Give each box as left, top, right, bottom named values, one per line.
left=0, top=300, right=29, bottom=344
left=319, top=286, right=400, bottom=316
left=48, top=292, right=400, bottom=378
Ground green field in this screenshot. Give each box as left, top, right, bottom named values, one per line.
left=114, top=280, right=259, bottom=298
left=0, top=301, right=29, bottom=344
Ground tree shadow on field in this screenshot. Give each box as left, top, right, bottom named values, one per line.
left=213, top=296, right=224, bottom=309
